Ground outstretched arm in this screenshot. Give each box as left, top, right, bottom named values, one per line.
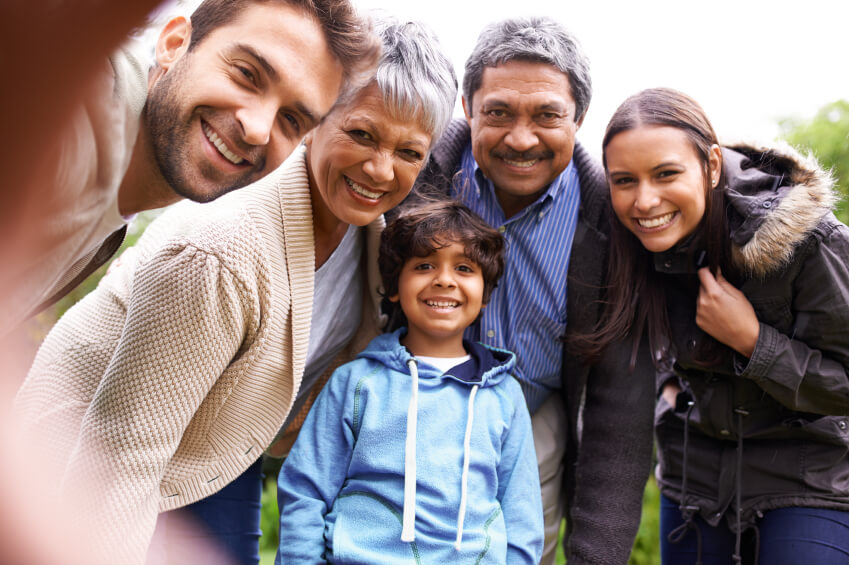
left=0, top=1, right=160, bottom=245
left=62, top=239, right=254, bottom=564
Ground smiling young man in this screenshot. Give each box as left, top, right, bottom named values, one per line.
left=406, top=16, right=656, bottom=565
left=1, top=0, right=377, bottom=329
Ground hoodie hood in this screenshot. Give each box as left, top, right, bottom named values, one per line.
left=723, top=142, right=837, bottom=278
left=357, top=328, right=516, bottom=388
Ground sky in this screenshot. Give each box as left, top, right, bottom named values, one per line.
left=158, top=0, right=848, bottom=157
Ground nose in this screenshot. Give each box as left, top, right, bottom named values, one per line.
left=432, top=265, right=456, bottom=288
left=362, top=150, right=395, bottom=184
left=504, top=121, right=539, bottom=153
left=634, top=182, right=662, bottom=212
left=235, top=100, right=276, bottom=146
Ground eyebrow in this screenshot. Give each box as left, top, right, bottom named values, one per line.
left=232, top=43, right=320, bottom=125
left=608, top=162, right=684, bottom=176
left=481, top=99, right=510, bottom=111
left=356, top=116, right=429, bottom=149
left=235, top=43, right=278, bottom=81
left=651, top=162, right=684, bottom=171
left=537, top=102, right=567, bottom=113
left=481, top=99, right=568, bottom=114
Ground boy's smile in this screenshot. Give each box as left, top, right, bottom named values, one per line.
left=391, top=242, right=485, bottom=357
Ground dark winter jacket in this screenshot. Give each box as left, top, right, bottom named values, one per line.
left=655, top=142, right=849, bottom=531
left=406, top=119, right=657, bottom=565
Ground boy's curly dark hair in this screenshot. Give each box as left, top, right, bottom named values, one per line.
left=379, top=198, right=505, bottom=328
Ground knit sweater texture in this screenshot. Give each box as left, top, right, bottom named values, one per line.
left=13, top=145, right=384, bottom=564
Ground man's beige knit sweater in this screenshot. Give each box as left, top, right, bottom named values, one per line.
left=13, top=145, right=383, bottom=564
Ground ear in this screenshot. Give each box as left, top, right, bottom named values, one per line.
left=388, top=294, right=399, bottom=303
left=303, top=129, right=315, bottom=149
left=152, top=16, right=192, bottom=79
left=708, top=144, right=723, bottom=188
left=461, top=96, right=473, bottom=125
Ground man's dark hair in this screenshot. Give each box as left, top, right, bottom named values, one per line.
left=379, top=198, right=505, bottom=327
left=188, top=0, right=379, bottom=89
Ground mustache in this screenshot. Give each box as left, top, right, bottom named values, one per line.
left=492, top=148, right=552, bottom=161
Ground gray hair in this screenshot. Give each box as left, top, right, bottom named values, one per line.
left=463, top=16, right=592, bottom=123
left=367, top=18, right=458, bottom=146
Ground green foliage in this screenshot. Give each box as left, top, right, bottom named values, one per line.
left=780, top=100, right=849, bottom=224
left=260, top=475, right=280, bottom=554
left=628, top=477, right=661, bottom=565
left=259, top=455, right=284, bottom=556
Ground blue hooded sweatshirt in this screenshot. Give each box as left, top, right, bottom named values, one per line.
left=276, top=329, right=543, bottom=564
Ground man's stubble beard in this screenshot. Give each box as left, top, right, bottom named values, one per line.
left=144, top=58, right=258, bottom=203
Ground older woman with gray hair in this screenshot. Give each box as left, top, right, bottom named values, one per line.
left=13, top=18, right=457, bottom=565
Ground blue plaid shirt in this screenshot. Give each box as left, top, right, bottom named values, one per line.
left=453, top=145, right=581, bottom=413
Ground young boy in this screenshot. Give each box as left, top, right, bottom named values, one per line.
left=276, top=200, right=543, bottom=564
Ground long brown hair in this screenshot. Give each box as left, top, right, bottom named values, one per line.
left=573, top=88, right=736, bottom=367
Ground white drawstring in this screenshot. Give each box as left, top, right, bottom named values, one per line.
left=454, top=384, right=478, bottom=550
left=400, top=359, right=419, bottom=542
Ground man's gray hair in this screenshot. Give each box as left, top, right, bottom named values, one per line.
left=370, top=18, right=458, bottom=146
left=463, top=16, right=592, bottom=123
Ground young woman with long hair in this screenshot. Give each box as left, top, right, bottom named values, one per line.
left=578, top=87, right=849, bottom=564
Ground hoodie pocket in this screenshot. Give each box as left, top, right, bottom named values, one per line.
left=327, top=492, right=419, bottom=563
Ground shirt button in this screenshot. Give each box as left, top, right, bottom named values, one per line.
left=839, top=420, right=847, bottom=430
left=762, top=201, right=772, bottom=209
left=719, top=429, right=730, bottom=436
left=687, top=339, right=697, bottom=351
left=498, top=225, right=506, bottom=233
left=664, top=260, right=673, bottom=269
left=486, top=329, right=495, bottom=338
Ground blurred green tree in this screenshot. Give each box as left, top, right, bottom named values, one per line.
left=780, top=100, right=849, bottom=224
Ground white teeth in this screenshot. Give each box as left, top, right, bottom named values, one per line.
left=345, top=177, right=382, bottom=199
left=203, top=123, right=244, bottom=165
left=503, top=158, right=537, bottom=168
left=425, top=300, right=459, bottom=308
left=637, top=212, right=675, bottom=229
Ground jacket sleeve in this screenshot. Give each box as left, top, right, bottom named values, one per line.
left=61, top=241, right=255, bottom=564
left=738, top=224, right=849, bottom=414
left=496, top=378, right=544, bottom=565
left=565, top=338, right=656, bottom=565
left=277, top=364, right=357, bottom=564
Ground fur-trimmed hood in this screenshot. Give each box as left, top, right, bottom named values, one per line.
left=723, top=141, right=837, bottom=278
